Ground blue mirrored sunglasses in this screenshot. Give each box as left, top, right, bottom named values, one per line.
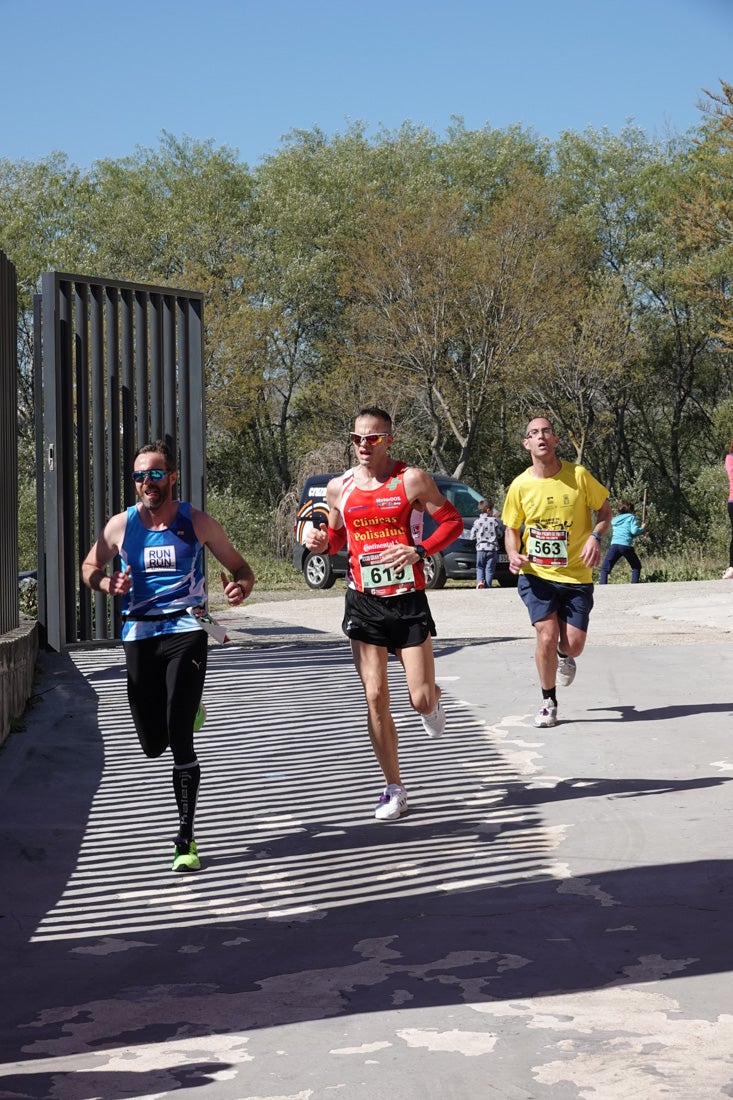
left=132, top=468, right=169, bottom=483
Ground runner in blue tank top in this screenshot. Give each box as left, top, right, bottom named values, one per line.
left=82, top=439, right=255, bottom=872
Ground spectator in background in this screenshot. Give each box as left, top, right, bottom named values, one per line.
left=599, top=500, right=646, bottom=584
left=724, top=440, right=733, bottom=580
left=470, top=500, right=502, bottom=589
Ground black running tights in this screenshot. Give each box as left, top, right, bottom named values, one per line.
left=124, top=630, right=208, bottom=764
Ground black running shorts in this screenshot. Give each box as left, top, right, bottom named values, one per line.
left=342, top=587, right=436, bottom=653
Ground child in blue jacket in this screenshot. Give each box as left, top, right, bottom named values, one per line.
left=599, top=500, right=646, bottom=584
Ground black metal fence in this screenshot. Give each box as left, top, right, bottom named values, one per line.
left=35, top=272, right=205, bottom=652
left=0, top=251, right=19, bottom=636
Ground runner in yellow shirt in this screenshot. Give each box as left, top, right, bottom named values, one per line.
left=502, top=416, right=612, bottom=728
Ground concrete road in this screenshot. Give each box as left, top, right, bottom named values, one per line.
left=1, top=580, right=732, bottom=1099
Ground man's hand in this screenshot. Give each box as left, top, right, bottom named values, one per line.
left=304, top=523, right=329, bottom=553
left=580, top=536, right=602, bottom=568
left=508, top=551, right=528, bottom=575
left=221, top=571, right=249, bottom=605
left=108, top=565, right=132, bottom=595
left=377, top=543, right=420, bottom=568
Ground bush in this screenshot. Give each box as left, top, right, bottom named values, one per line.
left=688, top=463, right=730, bottom=561
left=205, top=489, right=305, bottom=595
left=18, top=575, right=38, bottom=618
left=17, top=477, right=38, bottom=572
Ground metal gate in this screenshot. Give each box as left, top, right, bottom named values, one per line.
left=0, top=251, right=19, bottom=635
left=35, top=272, right=206, bottom=652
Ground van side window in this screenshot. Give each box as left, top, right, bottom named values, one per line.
left=449, top=488, right=482, bottom=514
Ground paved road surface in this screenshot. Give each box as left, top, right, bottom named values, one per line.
left=1, top=580, right=732, bottom=1099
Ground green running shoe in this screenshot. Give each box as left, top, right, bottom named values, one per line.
left=193, top=704, right=207, bottom=733
left=172, top=839, right=201, bottom=872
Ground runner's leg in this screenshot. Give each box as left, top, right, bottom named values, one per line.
left=350, top=639, right=402, bottom=787
left=534, top=613, right=561, bottom=689
left=125, top=637, right=169, bottom=757
left=164, top=631, right=208, bottom=841
left=397, top=636, right=439, bottom=715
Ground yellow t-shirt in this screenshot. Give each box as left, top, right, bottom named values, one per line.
left=502, top=461, right=608, bottom=584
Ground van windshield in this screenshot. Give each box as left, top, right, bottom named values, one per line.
left=441, top=482, right=483, bottom=517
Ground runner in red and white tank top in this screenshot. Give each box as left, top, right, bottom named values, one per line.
left=304, top=407, right=463, bottom=823
left=340, top=459, right=426, bottom=597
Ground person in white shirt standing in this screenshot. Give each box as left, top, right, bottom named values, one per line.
left=470, top=500, right=502, bottom=589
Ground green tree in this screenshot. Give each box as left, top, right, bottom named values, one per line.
left=519, top=273, right=636, bottom=475
left=209, top=125, right=379, bottom=499
left=554, top=125, right=725, bottom=523
left=0, top=153, right=87, bottom=453
left=338, top=167, right=575, bottom=478
left=670, top=80, right=733, bottom=351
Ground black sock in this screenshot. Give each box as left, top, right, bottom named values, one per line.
left=173, top=761, right=200, bottom=842
left=542, top=687, right=557, bottom=705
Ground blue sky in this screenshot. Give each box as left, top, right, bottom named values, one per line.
left=1, top=0, right=731, bottom=169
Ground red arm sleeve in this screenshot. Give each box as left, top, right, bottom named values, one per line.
left=327, top=525, right=347, bottom=555
left=421, top=501, right=464, bottom=556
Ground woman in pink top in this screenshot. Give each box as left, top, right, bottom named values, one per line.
left=724, top=441, right=733, bottom=580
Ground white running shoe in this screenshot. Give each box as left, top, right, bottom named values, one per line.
left=534, top=700, right=558, bottom=728
left=421, top=699, right=446, bottom=739
left=374, top=783, right=408, bottom=821
left=557, top=654, right=576, bottom=687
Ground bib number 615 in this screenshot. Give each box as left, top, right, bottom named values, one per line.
left=366, top=563, right=405, bottom=586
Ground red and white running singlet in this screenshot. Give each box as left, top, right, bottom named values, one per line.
left=340, top=461, right=425, bottom=597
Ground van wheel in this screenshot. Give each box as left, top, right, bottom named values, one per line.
left=304, top=552, right=337, bottom=589
left=424, top=552, right=447, bottom=589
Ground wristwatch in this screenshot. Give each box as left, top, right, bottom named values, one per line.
left=414, top=545, right=427, bottom=560
left=590, top=531, right=601, bottom=541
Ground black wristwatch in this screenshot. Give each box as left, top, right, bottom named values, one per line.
left=414, top=545, right=427, bottom=561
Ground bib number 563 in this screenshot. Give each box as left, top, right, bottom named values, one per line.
left=537, top=540, right=562, bottom=556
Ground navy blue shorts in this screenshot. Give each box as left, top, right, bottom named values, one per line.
left=343, top=587, right=436, bottom=653
left=518, top=574, right=594, bottom=632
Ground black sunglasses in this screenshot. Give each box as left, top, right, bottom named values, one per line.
left=132, top=468, right=169, bottom=483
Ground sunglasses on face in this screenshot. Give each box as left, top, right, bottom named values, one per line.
left=132, top=468, right=169, bottom=483
left=525, top=428, right=554, bottom=438
left=350, top=433, right=388, bottom=446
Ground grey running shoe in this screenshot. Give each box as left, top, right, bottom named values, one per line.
left=374, top=784, right=408, bottom=821
left=557, top=654, right=576, bottom=687
left=534, top=701, right=558, bottom=728
left=421, top=699, right=446, bottom=739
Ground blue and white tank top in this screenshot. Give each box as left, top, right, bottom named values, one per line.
left=120, top=502, right=206, bottom=642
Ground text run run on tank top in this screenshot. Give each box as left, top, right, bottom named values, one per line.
left=119, top=501, right=206, bottom=641
left=340, top=461, right=426, bottom=597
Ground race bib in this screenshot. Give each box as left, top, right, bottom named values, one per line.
left=359, top=550, right=415, bottom=595
left=143, top=545, right=176, bottom=571
left=526, top=526, right=568, bottom=567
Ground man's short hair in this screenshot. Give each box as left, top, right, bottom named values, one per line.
left=135, top=439, right=176, bottom=470
left=356, top=406, right=393, bottom=432
left=524, top=416, right=555, bottom=437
